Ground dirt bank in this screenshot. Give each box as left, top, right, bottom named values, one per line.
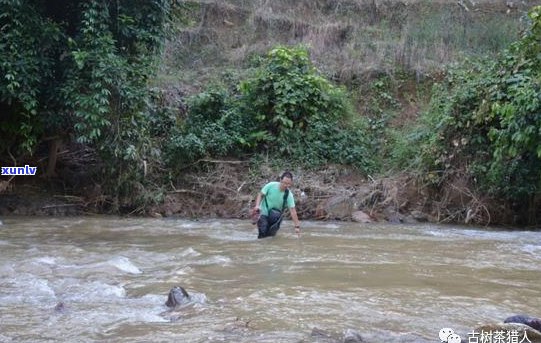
left=0, top=160, right=500, bottom=227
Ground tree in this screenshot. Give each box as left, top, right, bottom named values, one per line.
left=406, top=6, right=541, bottom=224
left=166, top=46, right=375, bottom=172
left=1, top=0, right=171, bottom=203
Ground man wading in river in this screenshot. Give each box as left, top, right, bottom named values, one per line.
left=252, top=171, right=301, bottom=238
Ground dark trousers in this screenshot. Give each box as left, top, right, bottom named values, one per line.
left=257, top=210, right=283, bottom=239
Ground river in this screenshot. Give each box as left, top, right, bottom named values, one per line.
left=0, top=217, right=540, bottom=342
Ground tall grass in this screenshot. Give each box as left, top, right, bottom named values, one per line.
left=402, top=10, right=522, bottom=65
left=161, top=0, right=533, bottom=88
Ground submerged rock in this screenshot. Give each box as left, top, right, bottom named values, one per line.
left=504, top=314, right=541, bottom=332
left=360, top=331, right=432, bottom=343
left=161, top=286, right=207, bottom=322
left=305, top=328, right=433, bottom=343
left=343, top=329, right=364, bottom=342
left=165, top=286, right=190, bottom=308
left=219, top=316, right=255, bottom=334
left=310, top=327, right=339, bottom=342
left=54, top=301, right=66, bottom=313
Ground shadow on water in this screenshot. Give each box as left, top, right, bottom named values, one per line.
left=0, top=217, right=540, bottom=342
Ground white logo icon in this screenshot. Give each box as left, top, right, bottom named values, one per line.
left=439, top=328, right=461, bottom=342
left=447, top=333, right=461, bottom=343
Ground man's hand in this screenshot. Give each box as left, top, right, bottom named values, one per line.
left=251, top=207, right=260, bottom=225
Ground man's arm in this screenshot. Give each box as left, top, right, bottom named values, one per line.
left=254, top=192, right=264, bottom=212
left=289, top=207, right=301, bottom=234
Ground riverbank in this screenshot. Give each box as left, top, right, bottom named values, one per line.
left=0, top=160, right=505, bottom=227
left=2, top=2, right=539, bottom=227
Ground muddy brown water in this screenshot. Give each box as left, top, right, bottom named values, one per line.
left=0, top=217, right=540, bottom=342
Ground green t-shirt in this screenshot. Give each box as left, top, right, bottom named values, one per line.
left=259, top=181, right=295, bottom=216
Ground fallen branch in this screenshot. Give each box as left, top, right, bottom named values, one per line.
left=41, top=204, right=80, bottom=209
left=53, top=195, right=85, bottom=203
left=167, top=189, right=206, bottom=196
left=197, top=181, right=238, bottom=194
left=198, top=159, right=247, bottom=164
left=0, top=176, right=15, bottom=193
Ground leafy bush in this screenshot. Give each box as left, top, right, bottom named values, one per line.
left=287, top=118, right=375, bottom=170
left=1, top=0, right=175, bottom=211
left=394, top=6, right=541, bottom=209
left=166, top=46, right=376, bottom=172
left=239, top=46, right=347, bottom=138
left=0, top=0, right=62, bottom=153
left=165, top=88, right=253, bottom=166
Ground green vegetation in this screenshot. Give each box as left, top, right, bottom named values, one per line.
left=1, top=0, right=170, bottom=151
left=166, top=46, right=375, bottom=172
left=1, top=0, right=172, bottom=210
left=2, top=1, right=541, bottom=224
left=391, top=6, right=541, bottom=224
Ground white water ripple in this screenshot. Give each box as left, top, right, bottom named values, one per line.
left=107, top=256, right=142, bottom=274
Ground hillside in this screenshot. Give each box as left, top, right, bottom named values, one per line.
left=2, top=1, right=541, bottom=226
left=139, top=0, right=541, bottom=226
left=159, top=0, right=535, bottom=92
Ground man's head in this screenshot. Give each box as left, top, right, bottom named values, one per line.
left=279, top=171, right=293, bottom=190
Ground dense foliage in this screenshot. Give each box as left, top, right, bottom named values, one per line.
left=0, top=0, right=61, bottom=153
left=3, top=0, right=540, bottom=223
left=1, top=0, right=172, bottom=209
left=393, top=6, right=541, bottom=221
left=166, top=46, right=375, bottom=172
